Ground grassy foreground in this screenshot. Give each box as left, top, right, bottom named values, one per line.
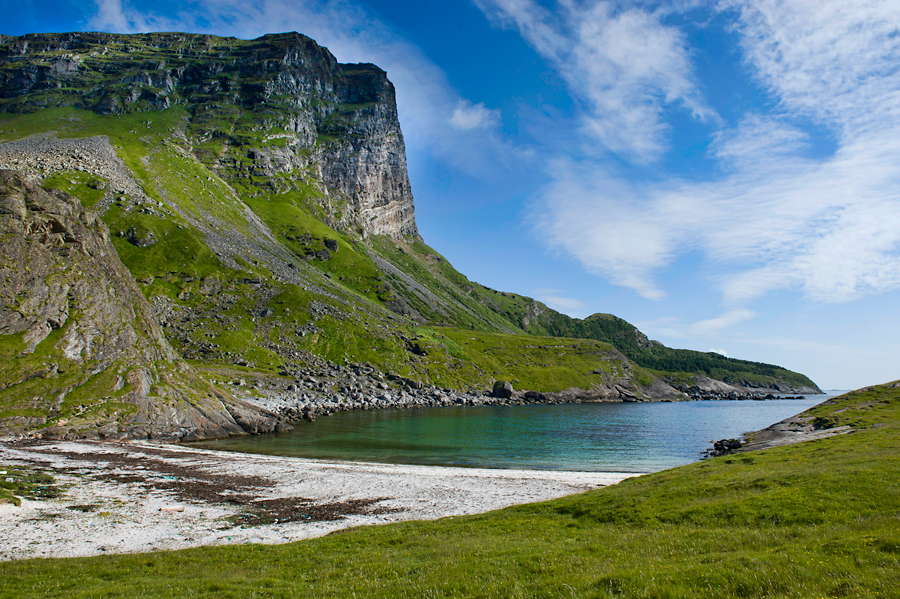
left=2, top=383, right=900, bottom=598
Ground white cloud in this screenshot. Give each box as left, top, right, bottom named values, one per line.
left=529, top=0, right=900, bottom=305
left=721, top=0, right=900, bottom=137
left=474, top=0, right=716, bottom=162
left=532, top=289, right=586, bottom=314
left=89, top=0, right=182, bottom=32
left=530, top=160, right=675, bottom=300
left=710, top=114, right=809, bottom=166
left=449, top=100, right=501, bottom=131
left=638, top=310, right=754, bottom=340
left=87, top=0, right=523, bottom=179
left=690, top=310, right=755, bottom=336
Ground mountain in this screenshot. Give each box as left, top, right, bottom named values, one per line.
left=0, top=32, right=819, bottom=440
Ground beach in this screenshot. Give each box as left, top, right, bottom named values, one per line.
left=0, top=439, right=633, bottom=561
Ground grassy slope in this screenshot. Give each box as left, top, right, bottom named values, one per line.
left=367, top=237, right=818, bottom=391
left=530, top=313, right=820, bottom=391
left=2, top=381, right=898, bottom=597
left=0, top=108, right=642, bottom=396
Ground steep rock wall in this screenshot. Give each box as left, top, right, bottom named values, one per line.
left=0, top=170, right=285, bottom=440
left=0, top=31, right=418, bottom=239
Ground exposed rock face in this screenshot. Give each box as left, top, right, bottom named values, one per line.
left=0, top=171, right=285, bottom=440
left=0, top=170, right=171, bottom=361
left=0, top=31, right=419, bottom=240
left=0, top=31, right=821, bottom=441
left=319, top=66, right=418, bottom=238
left=492, top=380, right=514, bottom=399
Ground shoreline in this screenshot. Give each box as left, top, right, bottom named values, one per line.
left=0, top=439, right=634, bottom=562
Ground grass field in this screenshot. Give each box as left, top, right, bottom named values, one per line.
left=1, top=381, right=898, bottom=598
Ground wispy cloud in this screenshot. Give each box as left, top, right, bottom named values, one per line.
left=530, top=160, right=676, bottom=300
left=524, top=0, right=900, bottom=305
left=474, top=0, right=716, bottom=162
left=88, top=0, right=523, bottom=179
left=532, top=289, right=586, bottom=315
left=638, top=310, right=754, bottom=340
left=723, top=0, right=900, bottom=136
left=690, top=310, right=755, bottom=336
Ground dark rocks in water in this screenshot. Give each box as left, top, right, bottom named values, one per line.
left=716, top=438, right=743, bottom=451
left=492, top=380, right=513, bottom=399
left=523, top=390, right=547, bottom=403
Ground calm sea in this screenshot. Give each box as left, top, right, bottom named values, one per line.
left=195, top=394, right=842, bottom=473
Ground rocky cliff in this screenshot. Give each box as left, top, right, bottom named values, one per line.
left=0, top=32, right=418, bottom=240
left=0, top=170, right=285, bottom=440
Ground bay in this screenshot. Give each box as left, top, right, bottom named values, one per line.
left=196, top=395, right=840, bottom=473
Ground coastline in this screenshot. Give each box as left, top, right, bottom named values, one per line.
left=0, top=439, right=633, bottom=561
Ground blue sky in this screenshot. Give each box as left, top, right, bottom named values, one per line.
left=5, top=0, right=900, bottom=390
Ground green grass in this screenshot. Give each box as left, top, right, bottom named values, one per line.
left=41, top=171, right=108, bottom=210
left=2, top=381, right=899, bottom=597
left=425, top=327, right=630, bottom=392
left=241, top=188, right=387, bottom=303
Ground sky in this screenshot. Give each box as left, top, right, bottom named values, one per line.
left=5, top=0, right=900, bottom=391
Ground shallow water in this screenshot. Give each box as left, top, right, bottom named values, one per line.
left=196, top=395, right=839, bottom=473
left=199, top=395, right=844, bottom=472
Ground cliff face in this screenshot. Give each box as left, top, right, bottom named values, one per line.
left=0, top=170, right=170, bottom=362
left=0, top=170, right=285, bottom=440
left=0, top=32, right=418, bottom=239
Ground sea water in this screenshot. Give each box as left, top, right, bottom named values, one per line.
left=195, top=394, right=840, bottom=473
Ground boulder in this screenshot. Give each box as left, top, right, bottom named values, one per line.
left=492, top=380, right=513, bottom=399
left=523, top=390, right=547, bottom=403
left=125, top=226, right=157, bottom=247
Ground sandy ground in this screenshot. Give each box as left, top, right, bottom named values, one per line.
left=0, top=439, right=634, bottom=561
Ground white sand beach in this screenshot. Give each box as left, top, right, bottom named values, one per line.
left=0, top=440, right=635, bottom=561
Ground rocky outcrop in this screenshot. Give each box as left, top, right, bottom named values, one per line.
left=0, top=32, right=419, bottom=240
left=0, top=171, right=286, bottom=440
left=671, top=375, right=818, bottom=401
left=0, top=170, right=173, bottom=361
left=238, top=360, right=687, bottom=423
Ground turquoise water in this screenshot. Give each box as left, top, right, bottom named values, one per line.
left=196, top=396, right=834, bottom=473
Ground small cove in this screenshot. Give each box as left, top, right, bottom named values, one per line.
left=196, top=396, right=836, bottom=473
